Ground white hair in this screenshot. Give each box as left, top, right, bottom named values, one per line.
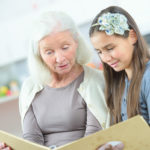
left=28, top=11, right=92, bottom=85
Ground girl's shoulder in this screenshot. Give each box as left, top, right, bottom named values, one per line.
left=143, top=60, right=150, bottom=80
left=140, top=60, right=150, bottom=101
left=141, top=60, right=150, bottom=92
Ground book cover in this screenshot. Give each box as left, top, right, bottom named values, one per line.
left=0, top=115, right=150, bottom=150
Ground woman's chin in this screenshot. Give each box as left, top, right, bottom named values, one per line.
left=56, top=68, right=71, bottom=75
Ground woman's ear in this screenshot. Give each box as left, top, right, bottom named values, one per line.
left=128, top=29, right=137, bottom=45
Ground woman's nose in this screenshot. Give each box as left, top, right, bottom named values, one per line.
left=55, top=52, right=65, bottom=63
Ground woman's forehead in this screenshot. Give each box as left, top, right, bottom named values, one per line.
left=39, top=30, right=76, bottom=48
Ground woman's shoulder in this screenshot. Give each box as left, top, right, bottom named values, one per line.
left=21, top=77, right=36, bottom=92
left=83, top=65, right=104, bottom=79
left=20, top=77, right=43, bottom=99
left=19, top=77, right=44, bottom=115
left=21, top=77, right=43, bottom=89
left=83, top=65, right=105, bottom=87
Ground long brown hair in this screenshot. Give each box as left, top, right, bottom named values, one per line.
left=89, top=6, right=150, bottom=124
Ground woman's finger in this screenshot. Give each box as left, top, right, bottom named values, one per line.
left=0, top=143, right=12, bottom=150
left=0, top=142, right=6, bottom=149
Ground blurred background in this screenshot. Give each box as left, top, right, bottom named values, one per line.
left=0, top=0, right=150, bottom=137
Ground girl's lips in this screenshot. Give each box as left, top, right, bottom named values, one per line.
left=110, top=61, right=119, bottom=68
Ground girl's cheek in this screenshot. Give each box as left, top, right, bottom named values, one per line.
left=112, top=51, right=121, bottom=59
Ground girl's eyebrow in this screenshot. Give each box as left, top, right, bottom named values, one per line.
left=95, top=48, right=100, bottom=51
left=102, top=43, right=114, bottom=49
left=95, top=43, right=114, bottom=51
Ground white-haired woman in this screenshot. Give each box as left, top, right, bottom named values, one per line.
left=0, top=11, right=109, bottom=149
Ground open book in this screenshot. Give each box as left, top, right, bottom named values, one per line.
left=0, top=115, right=150, bottom=150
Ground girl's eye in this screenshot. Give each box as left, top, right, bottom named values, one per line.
left=107, top=47, right=114, bottom=51
left=97, top=51, right=102, bottom=55
left=96, top=50, right=102, bottom=55
left=95, top=49, right=102, bottom=54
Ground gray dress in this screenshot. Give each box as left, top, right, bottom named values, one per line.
left=23, top=72, right=102, bottom=147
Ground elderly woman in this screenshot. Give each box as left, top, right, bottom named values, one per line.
left=0, top=11, right=109, bottom=149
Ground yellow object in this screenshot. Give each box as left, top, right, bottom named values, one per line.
left=0, top=86, right=8, bottom=94
left=0, top=116, right=150, bottom=150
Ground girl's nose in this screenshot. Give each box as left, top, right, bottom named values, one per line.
left=101, top=53, right=112, bottom=63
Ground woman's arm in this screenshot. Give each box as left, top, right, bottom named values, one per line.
left=84, top=107, right=102, bottom=136
left=23, top=105, right=44, bottom=145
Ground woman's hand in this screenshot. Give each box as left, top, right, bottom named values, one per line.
left=0, top=142, right=12, bottom=150
left=96, top=141, right=124, bottom=150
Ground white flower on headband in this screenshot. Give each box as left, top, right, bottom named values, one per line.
left=92, top=13, right=130, bottom=35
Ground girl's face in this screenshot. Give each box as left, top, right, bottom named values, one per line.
left=90, top=30, right=137, bottom=72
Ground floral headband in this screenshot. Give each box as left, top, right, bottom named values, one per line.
left=92, top=12, right=130, bottom=35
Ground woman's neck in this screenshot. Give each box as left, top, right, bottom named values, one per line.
left=49, top=64, right=83, bottom=88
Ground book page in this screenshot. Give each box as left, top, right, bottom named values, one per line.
left=57, top=115, right=150, bottom=150
left=0, top=130, right=49, bottom=150
left=0, top=115, right=150, bottom=150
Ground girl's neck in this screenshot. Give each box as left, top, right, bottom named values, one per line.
left=125, top=68, right=132, bottom=80
left=125, top=59, right=149, bottom=80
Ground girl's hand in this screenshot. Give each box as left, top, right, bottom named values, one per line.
left=0, top=142, right=12, bottom=150
left=96, top=141, right=124, bottom=150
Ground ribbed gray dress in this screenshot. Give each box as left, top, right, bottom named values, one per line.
left=23, top=72, right=102, bottom=148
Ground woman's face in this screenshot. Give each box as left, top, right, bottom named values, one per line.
left=39, top=30, right=78, bottom=75
left=90, top=30, right=137, bottom=72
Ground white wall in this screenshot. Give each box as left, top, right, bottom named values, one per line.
left=0, top=0, right=150, bottom=137
left=116, top=0, right=150, bottom=34
left=1, top=0, right=150, bottom=66
left=0, top=0, right=115, bottom=66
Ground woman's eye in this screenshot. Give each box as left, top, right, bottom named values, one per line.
left=46, top=50, right=53, bottom=55
left=62, top=45, right=69, bottom=50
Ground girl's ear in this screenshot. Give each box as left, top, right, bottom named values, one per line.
left=128, top=29, right=137, bottom=45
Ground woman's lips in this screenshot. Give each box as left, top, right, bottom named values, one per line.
left=58, top=64, right=68, bottom=69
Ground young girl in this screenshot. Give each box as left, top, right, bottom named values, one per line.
left=89, top=6, right=150, bottom=125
